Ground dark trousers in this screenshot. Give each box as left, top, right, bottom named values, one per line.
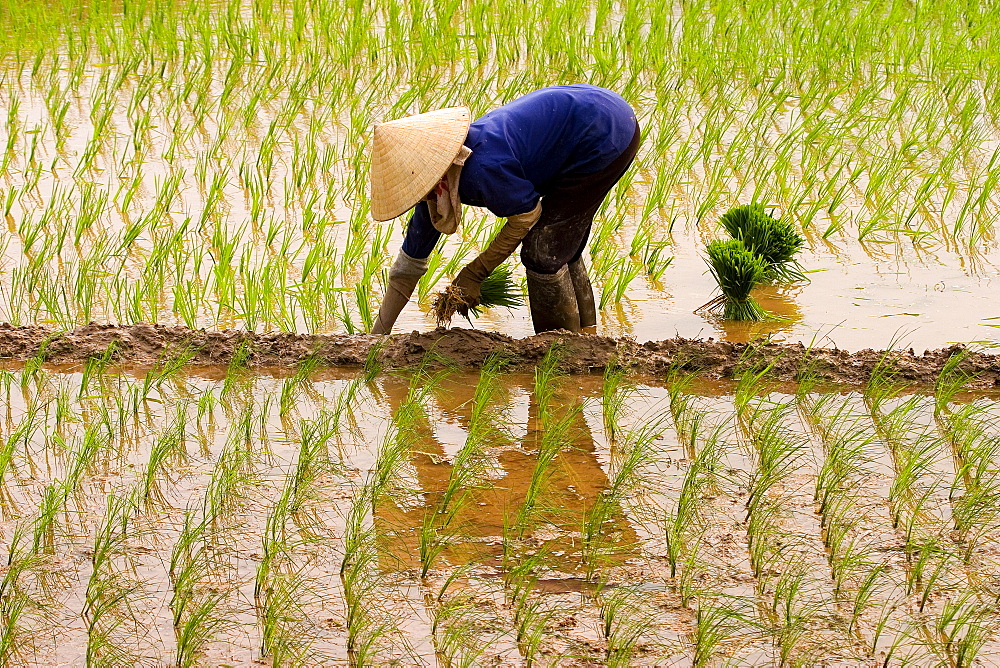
left=520, top=120, right=642, bottom=274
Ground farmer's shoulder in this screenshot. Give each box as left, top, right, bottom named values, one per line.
left=476, top=84, right=630, bottom=121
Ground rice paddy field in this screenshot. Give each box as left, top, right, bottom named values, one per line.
left=4, top=0, right=1000, bottom=665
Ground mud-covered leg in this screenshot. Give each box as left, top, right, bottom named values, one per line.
left=526, top=265, right=581, bottom=334
left=568, top=258, right=596, bottom=329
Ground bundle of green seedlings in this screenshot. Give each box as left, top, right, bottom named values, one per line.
left=720, top=204, right=805, bottom=282
left=701, top=239, right=774, bottom=321
left=434, top=264, right=523, bottom=326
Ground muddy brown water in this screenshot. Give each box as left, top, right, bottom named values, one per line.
left=2, top=358, right=1000, bottom=665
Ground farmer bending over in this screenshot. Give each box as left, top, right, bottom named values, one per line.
left=370, top=84, right=640, bottom=335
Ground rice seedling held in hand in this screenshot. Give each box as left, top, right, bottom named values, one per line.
left=720, top=204, right=805, bottom=282
left=433, top=264, right=522, bottom=326
left=700, top=239, right=775, bottom=321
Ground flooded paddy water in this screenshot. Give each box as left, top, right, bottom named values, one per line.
left=3, top=0, right=1000, bottom=664
left=3, top=355, right=1000, bottom=664
left=0, top=1, right=999, bottom=352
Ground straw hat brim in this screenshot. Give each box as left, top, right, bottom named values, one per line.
left=370, top=106, right=471, bottom=221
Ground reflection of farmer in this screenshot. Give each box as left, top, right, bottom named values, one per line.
left=373, top=373, right=637, bottom=572
left=370, top=84, right=641, bottom=335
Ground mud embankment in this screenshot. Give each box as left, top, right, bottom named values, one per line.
left=0, top=322, right=997, bottom=387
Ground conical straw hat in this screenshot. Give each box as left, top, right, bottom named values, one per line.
left=370, top=106, right=471, bottom=221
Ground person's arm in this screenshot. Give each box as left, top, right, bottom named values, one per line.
left=450, top=201, right=542, bottom=306
left=371, top=203, right=438, bottom=334
left=445, top=129, right=543, bottom=307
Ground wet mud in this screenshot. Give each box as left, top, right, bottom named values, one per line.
left=1, top=322, right=998, bottom=386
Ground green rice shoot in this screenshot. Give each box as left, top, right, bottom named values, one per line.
left=720, top=204, right=805, bottom=282
left=478, top=264, right=523, bottom=312
left=434, top=264, right=523, bottom=326
left=703, top=239, right=775, bottom=321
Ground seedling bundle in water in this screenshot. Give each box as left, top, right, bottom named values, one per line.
left=700, top=204, right=805, bottom=321
left=720, top=204, right=805, bottom=282
left=434, top=264, right=523, bottom=326
left=702, top=239, right=774, bottom=321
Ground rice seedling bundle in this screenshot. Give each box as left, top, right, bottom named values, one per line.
left=720, top=204, right=805, bottom=282
left=434, top=264, right=522, bottom=325
left=703, top=239, right=773, bottom=321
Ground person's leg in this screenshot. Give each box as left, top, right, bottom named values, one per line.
left=520, top=122, right=641, bottom=333
left=525, top=265, right=581, bottom=333
left=520, top=120, right=641, bottom=274
left=568, top=258, right=597, bottom=328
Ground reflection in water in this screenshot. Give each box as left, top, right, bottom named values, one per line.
left=598, top=298, right=640, bottom=339
left=707, top=282, right=805, bottom=343
left=372, top=371, right=638, bottom=576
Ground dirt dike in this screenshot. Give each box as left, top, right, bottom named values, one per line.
left=1, top=322, right=998, bottom=387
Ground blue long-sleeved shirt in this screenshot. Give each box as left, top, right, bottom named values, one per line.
left=402, top=85, right=637, bottom=258
left=459, top=84, right=637, bottom=216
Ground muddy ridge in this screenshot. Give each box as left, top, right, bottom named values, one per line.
left=0, top=322, right=997, bottom=387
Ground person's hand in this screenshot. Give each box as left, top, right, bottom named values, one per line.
left=451, top=260, right=487, bottom=310
left=371, top=250, right=429, bottom=334
left=438, top=203, right=542, bottom=321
